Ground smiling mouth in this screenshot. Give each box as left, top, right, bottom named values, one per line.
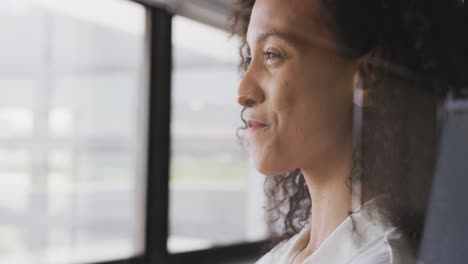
left=247, top=120, right=269, bottom=134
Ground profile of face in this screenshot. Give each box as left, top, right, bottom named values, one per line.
left=237, top=0, right=359, bottom=176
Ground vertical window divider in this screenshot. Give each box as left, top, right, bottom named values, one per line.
left=144, top=5, right=173, bottom=264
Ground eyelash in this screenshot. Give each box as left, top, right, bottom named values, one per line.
left=264, top=50, right=281, bottom=61
left=242, top=49, right=282, bottom=70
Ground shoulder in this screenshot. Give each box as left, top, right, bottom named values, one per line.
left=350, top=227, right=417, bottom=264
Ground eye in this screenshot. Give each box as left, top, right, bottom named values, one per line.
left=263, top=48, right=283, bottom=66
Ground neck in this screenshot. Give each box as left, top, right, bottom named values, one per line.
left=300, top=138, right=356, bottom=253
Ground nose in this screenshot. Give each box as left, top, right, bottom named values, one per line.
left=237, top=71, right=265, bottom=108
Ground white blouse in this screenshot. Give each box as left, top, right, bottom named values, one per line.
left=255, top=196, right=417, bottom=264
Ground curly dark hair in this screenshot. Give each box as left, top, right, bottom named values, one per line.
left=231, top=0, right=468, bottom=255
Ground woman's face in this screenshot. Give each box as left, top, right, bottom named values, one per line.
left=238, top=0, right=358, bottom=176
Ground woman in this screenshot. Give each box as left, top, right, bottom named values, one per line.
left=231, top=0, right=467, bottom=263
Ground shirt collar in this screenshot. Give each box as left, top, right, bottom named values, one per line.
left=280, top=195, right=391, bottom=264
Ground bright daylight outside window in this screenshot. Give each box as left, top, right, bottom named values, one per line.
left=168, top=16, right=268, bottom=253
left=0, top=0, right=147, bottom=263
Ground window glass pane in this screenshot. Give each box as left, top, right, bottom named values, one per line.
left=0, top=1, right=147, bottom=263
left=169, top=16, right=268, bottom=253
left=0, top=12, right=45, bottom=69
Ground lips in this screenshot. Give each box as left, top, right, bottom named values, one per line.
left=247, top=120, right=269, bottom=129
left=246, top=120, right=269, bottom=137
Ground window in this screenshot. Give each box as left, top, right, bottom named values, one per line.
left=0, top=0, right=147, bottom=263
left=1, top=2, right=269, bottom=263
left=168, top=16, right=268, bottom=253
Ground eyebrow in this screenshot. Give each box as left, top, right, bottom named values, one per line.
left=255, top=31, right=299, bottom=44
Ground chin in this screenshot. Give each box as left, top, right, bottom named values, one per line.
left=253, top=156, right=291, bottom=176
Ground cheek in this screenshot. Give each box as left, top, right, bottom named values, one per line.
left=247, top=84, right=297, bottom=175
left=269, top=75, right=315, bottom=138
left=250, top=59, right=353, bottom=173
left=270, top=80, right=296, bottom=120
left=250, top=78, right=306, bottom=173
left=268, top=71, right=344, bottom=162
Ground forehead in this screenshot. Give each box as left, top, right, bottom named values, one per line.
left=247, top=0, right=331, bottom=47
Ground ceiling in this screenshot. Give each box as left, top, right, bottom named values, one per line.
left=145, top=0, right=234, bottom=30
